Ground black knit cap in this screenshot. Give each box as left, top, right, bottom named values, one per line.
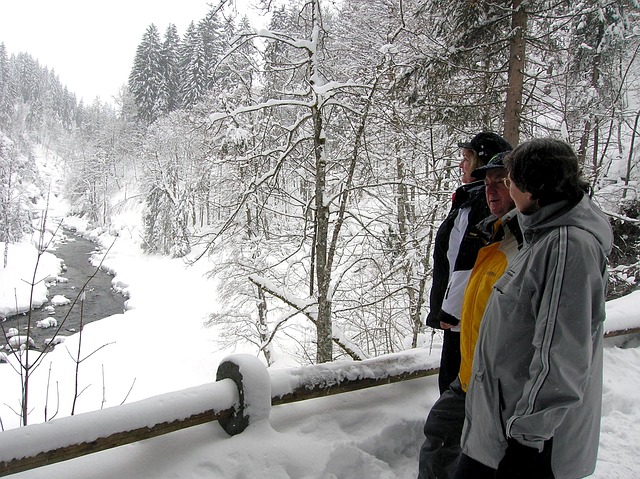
left=458, top=132, right=512, bottom=160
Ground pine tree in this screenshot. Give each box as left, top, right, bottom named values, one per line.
left=198, top=6, right=225, bottom=91
left=178, top=21, right=208, bottom=108
left=178, top=7, right=226, bottom=110
left=0, top=43, right=15, bottom=129
left=129, top=24, right=164, bottom=124
left=160, top=24, right=181, bottom=114
left=405, top=0, right=514, bottom=135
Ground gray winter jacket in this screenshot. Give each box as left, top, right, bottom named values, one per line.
left=460, top=195, right=613, bottom=479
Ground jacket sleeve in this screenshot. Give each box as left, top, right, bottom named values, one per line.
left=426, top=209, right=457, bottom=329
left=505, top=226, right=608, bottom=451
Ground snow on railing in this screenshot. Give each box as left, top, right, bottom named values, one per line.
left=0, top=348, right=440, bottom=476
left=0, top=325, right=637, bottom=477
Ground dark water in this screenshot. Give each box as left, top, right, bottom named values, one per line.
left=3, top=231, right=126, bottom=351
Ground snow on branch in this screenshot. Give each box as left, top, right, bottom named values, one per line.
left=248, top=274, right=366, bottom=361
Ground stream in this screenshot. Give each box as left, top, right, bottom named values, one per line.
left=3, top=230, right=126, bottom=351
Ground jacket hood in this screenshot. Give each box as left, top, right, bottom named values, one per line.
left=518, top=195, right=613, bottom=255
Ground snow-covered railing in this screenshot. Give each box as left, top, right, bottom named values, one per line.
left=0, top=348, right=439, bottom=476
left=1, top=323, right=637, bottom=477
left=0, top=316, right=640, bottom=476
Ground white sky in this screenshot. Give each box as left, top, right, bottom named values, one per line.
left=0, top=0, right=261, bottom=106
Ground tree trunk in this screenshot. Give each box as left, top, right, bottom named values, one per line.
left=504, top=0, right=526, bottom=147
left=256, top=285, right=273, bottom=366
left=623, top=110, right=640, bottom=200
left=309, top=0, right=332, bottom=364
left=314, top=128, right=332, bottom=362
left=577, top=21, right=604, bottom=165
left=395, top=150, right=420, bottom=346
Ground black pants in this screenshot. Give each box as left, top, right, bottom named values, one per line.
left=451, top=454, right=496, bottom=479
left=417, top=379, right=466, bottom=479
left=438, top=329, right=460, bottom=395
left=452, top=441, right=555, bottom=479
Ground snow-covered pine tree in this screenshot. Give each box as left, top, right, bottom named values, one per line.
left=407, top=0, right=512, bottom=135
left=178, top=7, right=226, bottom=110
left=198, top=5, right=225, bottom=93
left=129, top=24, right=164, bottom=124
left=0, top=136, right=34, bottom=258
left=159, top=24, right=182, bottom=114
left=178, top=21, right=208, bottom=109
left=0, top=43, right=15, bottom=129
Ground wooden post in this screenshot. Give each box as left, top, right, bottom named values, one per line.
left=216, top=354, right=272, bottom=436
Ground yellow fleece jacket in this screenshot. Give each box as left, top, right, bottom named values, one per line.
left=458, top=213, right=521, bottom=392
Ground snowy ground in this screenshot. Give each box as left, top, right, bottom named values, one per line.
left=1, top=147, right=639, bottom=477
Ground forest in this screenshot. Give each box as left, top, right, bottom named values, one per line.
left=1, top=0, right=639, bottom=366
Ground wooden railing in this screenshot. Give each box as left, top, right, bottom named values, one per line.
left=0, top=348, right=439, bottom=476
left=603, top=326, right=640, bottom=338
left=0, top=327, right=637, bottom=477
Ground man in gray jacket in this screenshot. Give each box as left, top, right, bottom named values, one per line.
left=453, top=138, right=613, bottom=479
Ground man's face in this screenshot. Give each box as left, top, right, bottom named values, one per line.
left=484, top=168, right=515, bottom=217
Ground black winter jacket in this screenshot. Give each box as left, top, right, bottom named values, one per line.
left=426, top=181, right=489, bottom=329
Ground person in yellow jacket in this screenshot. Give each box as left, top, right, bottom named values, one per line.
left=418, top=152, right=522, bottom=479
left=457, top=209, right=522, bottom=392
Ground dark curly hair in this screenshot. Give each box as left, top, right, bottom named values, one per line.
left=504, top=138, right=590, bottom=207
